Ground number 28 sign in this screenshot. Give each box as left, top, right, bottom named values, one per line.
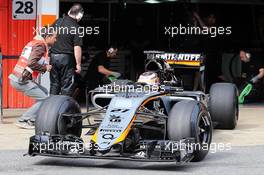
left=12, top=0, right=36, bottom=20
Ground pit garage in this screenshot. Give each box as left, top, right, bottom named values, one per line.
left=1, top=0, right=264, bottom=107
left=57, top=0, right=264, bottom=101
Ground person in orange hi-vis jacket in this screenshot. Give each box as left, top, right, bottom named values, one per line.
left=9, top=27, right=57, bottom=129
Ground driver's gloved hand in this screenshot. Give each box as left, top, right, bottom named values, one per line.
left=111, top=71, right=121, bottom=78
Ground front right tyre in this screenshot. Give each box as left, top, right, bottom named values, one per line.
left=35, top=95, right=82, bottom=137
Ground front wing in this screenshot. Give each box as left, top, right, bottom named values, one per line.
left=27, top=134, right=195, bottom=163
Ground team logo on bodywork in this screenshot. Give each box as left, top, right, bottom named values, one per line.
left=109, top=115, right=122, bottom=122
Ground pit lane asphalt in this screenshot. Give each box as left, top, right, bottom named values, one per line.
left=0, top=104, right=264, bottom=175
left=0, top=146, right=264, bottom=175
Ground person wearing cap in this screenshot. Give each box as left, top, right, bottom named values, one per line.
left=8, top=27, right=56, bottom=129
left=49, top=3, right=84, bottom=96
left=86, top=46, right=121, bottom=91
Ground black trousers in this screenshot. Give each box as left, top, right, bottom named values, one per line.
left=50, top=53, right=76, bottom=96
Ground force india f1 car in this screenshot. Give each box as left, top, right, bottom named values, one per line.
left=28, top=51, right=239, bottom=163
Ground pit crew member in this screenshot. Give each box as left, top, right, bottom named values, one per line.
left=86, top=46, right=121, bottom=91
left=9, top=27, right=56, bottom=129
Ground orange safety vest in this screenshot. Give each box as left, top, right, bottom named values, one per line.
left=12, top=39, right=49, bottom=80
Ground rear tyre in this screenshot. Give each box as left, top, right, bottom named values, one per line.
left=209, top=83, right=238, bottom=129
left=35, top=95, right=82, bottom=137
left=168, top=100, right=213, bottom=162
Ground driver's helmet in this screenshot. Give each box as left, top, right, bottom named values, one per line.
left=137, top=71, right=160, bottom=86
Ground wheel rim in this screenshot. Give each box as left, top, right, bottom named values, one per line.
left=198, top=113, right=212, bottom=144
left=58, top=114, right=79, bottom=135
left=59, top=115, right=75, bottom=134
left=57, top=103, right=82, bottom=136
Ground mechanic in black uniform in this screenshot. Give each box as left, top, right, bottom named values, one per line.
left=86, top=46, right=121, bottom=91
left=193, top=12, right=222, bottom=91
left=50, top=4, right=83, bottom=96
left=176, top=8, right=202, bottom=91
left=237, top=50, right=264, bottom=100
left=239, top=50, right=264, bottom=83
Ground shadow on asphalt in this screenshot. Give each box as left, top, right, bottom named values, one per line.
left=35, top=158, right=194, bottom=172
left=33, top=150, right=235, bottom=171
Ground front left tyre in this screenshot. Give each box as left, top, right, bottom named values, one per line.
left=167, top=100, right=213, bottom=162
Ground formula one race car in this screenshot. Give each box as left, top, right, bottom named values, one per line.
left=28, top=51, right=238, bottom=164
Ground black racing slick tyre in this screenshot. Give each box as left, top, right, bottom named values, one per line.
left=35, top=95, right=82, bottom=137
left=168, top=100, right=213, bottom=162
left=209, top=83, right=238, bottom=129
